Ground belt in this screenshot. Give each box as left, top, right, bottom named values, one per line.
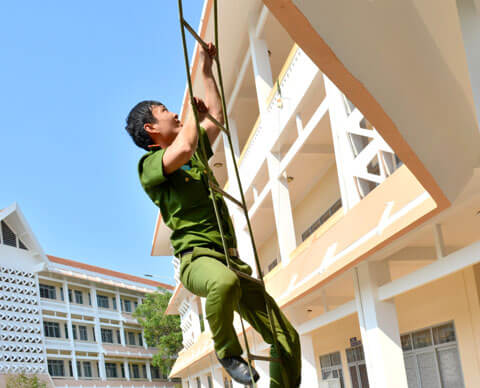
left=177, top=246, right=238, bottom=259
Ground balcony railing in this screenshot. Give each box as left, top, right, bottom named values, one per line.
left=235, top=45, right=320, bottom=192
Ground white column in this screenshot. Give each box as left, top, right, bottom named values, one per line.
left=210, top=366, right=224, bottom=388
left=115, top=290, right=122, bottom=313
left=255, top=359, right=270, bottom=388
left=323, top=75, right=358, bottom=211
left=124, top=360, right=130, bottom=380
left=146, top=360, right=152, bottom=381
left=200, top=374, right=209, bottom=388
left=248, top=23, right=274, bottom=114
left=249, top=16, right=297, bottom=264
left=300, top=335, right=320, bottom=388
left=98, top=353, right=106, bottom=381
left=62, top=281, right=78, bottom=380
left=353, top=261, right=408, bottom=388
left=190, top=296, right=203, bottom=338
left=182, top=378, right=190, bottom=388
left=91, top=286, right=106, bottom=380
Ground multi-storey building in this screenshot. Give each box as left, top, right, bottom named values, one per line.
left=0, top=203, right=179, bottom=388
left=152, top=1, right=480, bottom=387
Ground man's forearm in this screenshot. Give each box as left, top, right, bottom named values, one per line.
left=203, top=68, right=224, bottom=125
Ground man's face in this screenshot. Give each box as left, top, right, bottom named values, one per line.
left=147, top=104, right=182, bottom=144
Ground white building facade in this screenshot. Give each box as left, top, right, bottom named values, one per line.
left=0, top=203, right=179, bottom=388
left=152, top=1, right=480, bottom=388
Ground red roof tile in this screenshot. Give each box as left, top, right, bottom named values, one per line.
left=47, top=255, right=174, bottom=290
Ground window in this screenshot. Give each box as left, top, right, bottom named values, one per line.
left=68, top=289, right=73, bottom=303
left=83, top=361, right=92, bottom=377
left=132, top=364, right=140, bottom=379
left=401, top=322, right=465, bottom=388
left=48, top=360, right=65, bottom=377
left=152, top=366, right=163, bottom=379
left=138, top=333, right=143, bottom=347
left=105, top=363, right=118, bottom=378
left=121, top=364, right=126, bottom=378
left=44, top=322, right=60, bottom=338
left=97, top=294, right=109, bottom=309
left=88, top=292, right=92, bottom=305
left=208, top=376, right=213, bottom=388
left=128, top=332, right=136, bottom=346
left=302, top=198, right=342, bottom=241
left=76, top=361, right=82, bottom=377
left=116, top=330, right=121, bottom=344
left=92, top=327, right=96, bottom=342
left=101, top=328, right=113, bottom=343
left=196, top=377, right=201, bottom=388
left=68, top=360, right=73, bottom=377
left=79, top=326, right=88, bottom=341
left=142, top=364, right=147, bottom=378
left=74, top=290, right=83, bottom=304
left=60, top=287, right=64, bottom=301
left=72, top=325, right=77, bottom=340
left=39, top=284, right=56, bottom=300
left=346, top=346, right=369, bottom=388
left=123, top=299, right=132, bottom=313
left=112, top=297, right=117, bottom=310
left=134, top=301, right=138, bottom=310
left=64, top=323, right=69, bottom=339
left=319, top=351, right=345, bottom=388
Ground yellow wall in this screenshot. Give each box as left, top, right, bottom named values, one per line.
left=291, top=165, right=340, bottom=246
left=258, top=231, right=279, bottom=273
left=311, top=268, right=480, bottom=388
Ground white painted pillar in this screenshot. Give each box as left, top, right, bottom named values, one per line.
left=300, top=335, right=320, bottom=388
left=323, top=75, right=358, bottom=211
left=124, top=360, right=130, bottom=380
left=115, top=290, right=122, bottom=313
left=62, top=281, right=78, bottom=380
left=91, top=286, right=106, bottom=380
left=210, top=366, right=224, bottom=388
left=200, top=374, right=209, bottom=388
left=248, top=15, right=297, bottom=264
left=457, top=0, right=480, bottom=125
left=353, top=261, right=408, bottom=388
left=146, top=360, right=152, bottom=381
left=255, top=359, right=270, bottom=388
left=98, top=353, right=107, bottom=381
left=190, top=296, right=203, bottom=339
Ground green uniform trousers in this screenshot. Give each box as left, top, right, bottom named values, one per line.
left=179, top=246, right=301, bottom=388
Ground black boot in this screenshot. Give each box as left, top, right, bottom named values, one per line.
left=216, top=353, right=260, bottom=385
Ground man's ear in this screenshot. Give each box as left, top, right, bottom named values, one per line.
left=144, top=122, right=156, bottom=135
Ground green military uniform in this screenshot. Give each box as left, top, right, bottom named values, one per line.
left=139, top=127, right=301, bottom=387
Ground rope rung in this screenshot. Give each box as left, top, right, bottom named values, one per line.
left=209, top=182, right=245, bottom=209
left=247, top=354, right=282, bottom=363
left=205, top=112, right=229, bottom=135
left=182, top=19, right=209, bottom=51
left=230, top=268, right=263, bottom=286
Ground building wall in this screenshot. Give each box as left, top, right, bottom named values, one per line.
left=291, top=165, right=340, bottom=246
left=311, top=268, right=480, bottom=388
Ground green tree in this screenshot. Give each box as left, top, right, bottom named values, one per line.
left=6, top=374, right=47, bottom=388
left=133, top=290, right=183, bottom=377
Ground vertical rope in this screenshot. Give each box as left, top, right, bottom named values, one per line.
left=177, top=1, right=285, bottom=385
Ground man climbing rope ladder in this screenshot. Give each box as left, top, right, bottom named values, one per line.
left=125, top=42, right=301, bottom=387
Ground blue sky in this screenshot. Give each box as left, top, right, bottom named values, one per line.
left=0, top=0, right=204, bottom=286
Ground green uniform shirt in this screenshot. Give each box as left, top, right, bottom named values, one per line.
left=138, top=127, right=237, bottom=256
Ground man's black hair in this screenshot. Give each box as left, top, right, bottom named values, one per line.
left=125, top=100, right=164, bottom=151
